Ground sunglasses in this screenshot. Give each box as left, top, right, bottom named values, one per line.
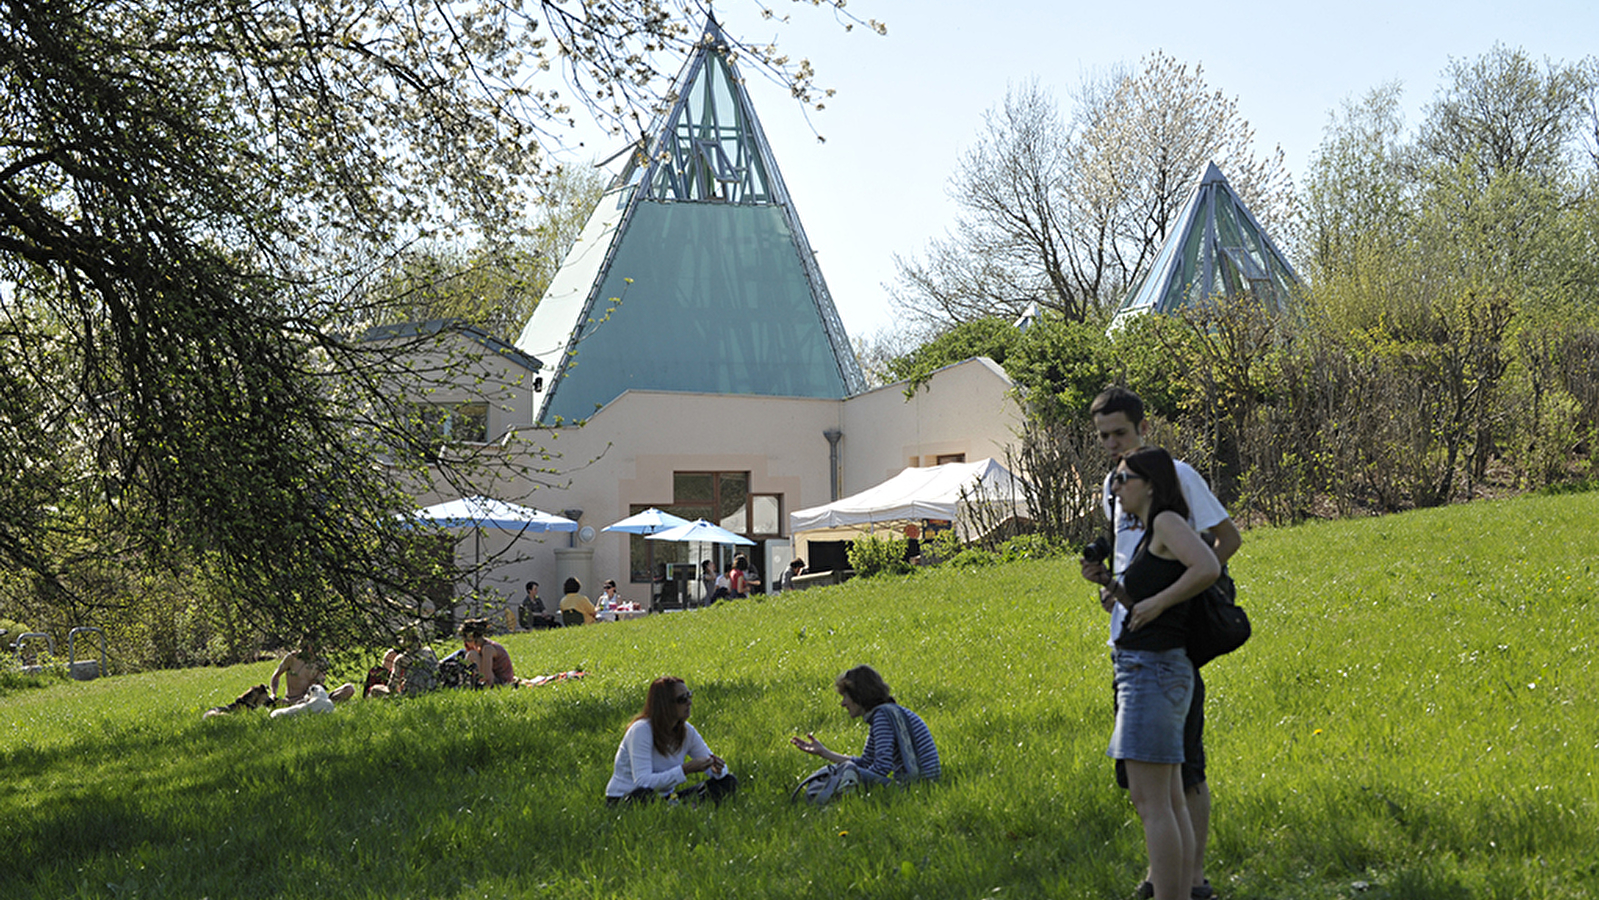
left=674, top=691, right=694, bottom=704
left=1110, top=471, right=1145, bottom=486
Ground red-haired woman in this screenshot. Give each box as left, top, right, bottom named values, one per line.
left=605, top=677, right=738, bottom=805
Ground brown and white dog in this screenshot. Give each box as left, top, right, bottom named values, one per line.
left=269, top=683, right=335, bottom=719
left=202, top=683, right=274, bottom=719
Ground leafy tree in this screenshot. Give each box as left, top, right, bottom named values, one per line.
left=370, top=165, right=607, bottom=338
left=892, top=53, right=1291, bottom=327
left=0, top=0, right=865, bottom=655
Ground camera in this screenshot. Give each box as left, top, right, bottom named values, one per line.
left=1081, top=535, right=1112, bottom=566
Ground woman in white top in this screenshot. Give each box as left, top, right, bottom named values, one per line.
left=605, top=676, right=738, bottom=805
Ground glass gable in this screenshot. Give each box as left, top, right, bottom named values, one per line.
left=543, top=201, right=852, bottom=421
left=637, top=52, right=773, bottom=204
left=520, top=14, right=864, bottom=423
left=1112, top=162, right=1301, bottom=329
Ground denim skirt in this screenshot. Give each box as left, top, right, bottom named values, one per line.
left=1107, top=647, right=1194, bottom=764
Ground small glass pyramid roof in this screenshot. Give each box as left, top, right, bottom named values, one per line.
left=1110, top=162, right=1301, bottom=329
left=513, top=16, right=864, bottom=424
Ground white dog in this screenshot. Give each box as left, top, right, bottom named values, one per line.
left=270, top=683, right=335, bottom=719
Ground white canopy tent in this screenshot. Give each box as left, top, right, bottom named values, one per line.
left=789, top=458, right=1026, bottom=535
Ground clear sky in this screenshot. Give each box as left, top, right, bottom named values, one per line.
left=552, top=0, right=1597, bottom=342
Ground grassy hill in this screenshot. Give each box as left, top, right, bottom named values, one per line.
left=3, top=490, right=1596, bottom=900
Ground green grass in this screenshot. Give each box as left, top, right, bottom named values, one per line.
left=3, top=491, right=1597, bottom=899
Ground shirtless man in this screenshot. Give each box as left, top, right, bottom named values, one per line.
left=270, top=641, right=356, bottom=704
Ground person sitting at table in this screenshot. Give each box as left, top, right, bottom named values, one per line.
left=559, top=577, right=597, bottom=625
left=460, top=618, right=516, bottom=688
left=597, top=579, right=620, bottom=610
left=790, top=664, right=941, bottom=785
left=605, top=676, right=737, bottom=805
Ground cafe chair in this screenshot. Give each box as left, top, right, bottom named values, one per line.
left=561, top=609, right=586, bottom=627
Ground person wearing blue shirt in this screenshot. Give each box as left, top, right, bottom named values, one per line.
left=791, top=664, right=940, bottom=784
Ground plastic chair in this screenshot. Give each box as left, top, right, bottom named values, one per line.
left=561, top=609, right=585, bottom=627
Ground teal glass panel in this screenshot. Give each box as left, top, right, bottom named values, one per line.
left=1164, top=195, right=1211, bottom=312
left=544, top=202, right=850, bottom=421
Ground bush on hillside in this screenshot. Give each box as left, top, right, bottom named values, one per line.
left=847, top=533, right=914, bottom=578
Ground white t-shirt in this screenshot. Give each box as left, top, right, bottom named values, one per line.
left=1103, top=459, right=1230, bottom=644
left=604, top=719, right=731, bottom=797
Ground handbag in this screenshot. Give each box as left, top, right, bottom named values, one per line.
left=1187, top=567, right=1250, bottom=667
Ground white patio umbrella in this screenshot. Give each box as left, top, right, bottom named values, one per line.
left=647, top=519, right=756, bottom=606
left=412, top=496, right=578, bottom=533
left=410, top=496, right=577, bottom=608
left=601, top=508, right=693, bottom=535
left=646, top=519, right=756, bottom=546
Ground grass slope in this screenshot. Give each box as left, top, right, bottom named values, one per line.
left=2, top=491, right=1596, bottom=900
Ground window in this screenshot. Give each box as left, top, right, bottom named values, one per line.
left=628, top=472, right=783, bottom=582
left=418, top=401, right=489, bottom=445
left=935, top=453, right=966, bottom=465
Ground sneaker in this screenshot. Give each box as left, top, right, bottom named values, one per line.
left=1191, top=881, right=1218, bottom=900
left=1135, top=882, right=1154, bottom=900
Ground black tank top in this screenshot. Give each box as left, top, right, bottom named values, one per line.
left=1115, top=539, right=1192, bottom=652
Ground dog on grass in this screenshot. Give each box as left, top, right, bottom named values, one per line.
left=203, top=683, right=274, bottom=719
left=270, top=683, right=335, bottom=719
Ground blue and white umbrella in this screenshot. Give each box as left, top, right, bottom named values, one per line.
left=412, top=496, right=577, bottom=532
left=410, top=496, right=577, bottom=607
left=601, top=508, right=693, bottom=535
left=646, top=519, right=755, bottom=546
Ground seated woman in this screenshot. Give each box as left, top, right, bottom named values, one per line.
left=460, top=618, right=516, bottom=688
left=367, top=628, right=438, bottom=697
left=605, top=676, right=737, bottom=805
left=558, top=577, right=597, bottom=625
left=791, top=664, right=941, bottom=785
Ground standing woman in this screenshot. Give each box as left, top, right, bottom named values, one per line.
left=605, top=677, right=738, bottom=805
left=1106, top=446, right=1220, bottom=900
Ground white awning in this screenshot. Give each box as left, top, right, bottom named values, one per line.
left=790, top=458, right=1024, bottom=532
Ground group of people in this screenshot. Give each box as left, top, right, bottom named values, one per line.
left=604, top=663, right=938, bottom=806
left=243, top=384, right=1232, bottom=897
left=698, top=553, right=805, bottom=604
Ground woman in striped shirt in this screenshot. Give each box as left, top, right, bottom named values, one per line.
left=791, top=664, right=940, bottom=784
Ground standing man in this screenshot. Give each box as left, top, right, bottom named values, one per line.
left=1080, top=387, right=1240, bottom=900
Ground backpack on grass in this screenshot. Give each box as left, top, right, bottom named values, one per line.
left=790, top=761, right=862, bottom=806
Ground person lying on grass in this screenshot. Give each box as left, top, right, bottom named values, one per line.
left=605, top=676, right=737, bottom=806
left=790, top=664, right=941, bottom=784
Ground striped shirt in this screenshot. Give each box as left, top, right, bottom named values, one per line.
left=854, top=703, right=940, bottom=782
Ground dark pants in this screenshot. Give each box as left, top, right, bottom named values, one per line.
left=606, top=773, right=740, bottom=807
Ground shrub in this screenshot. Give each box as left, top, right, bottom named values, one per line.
left=999, top=533, right=1068, bottom=561
left=846, top=532, right=913, bottom=578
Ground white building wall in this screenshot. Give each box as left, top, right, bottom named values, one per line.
left=412, top=356, right=1022, bottom=621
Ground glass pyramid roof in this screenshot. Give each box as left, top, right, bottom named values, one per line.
left=513, top=16, right=864, bottom=424
left=1111, top=162, right=1301, bottom=329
